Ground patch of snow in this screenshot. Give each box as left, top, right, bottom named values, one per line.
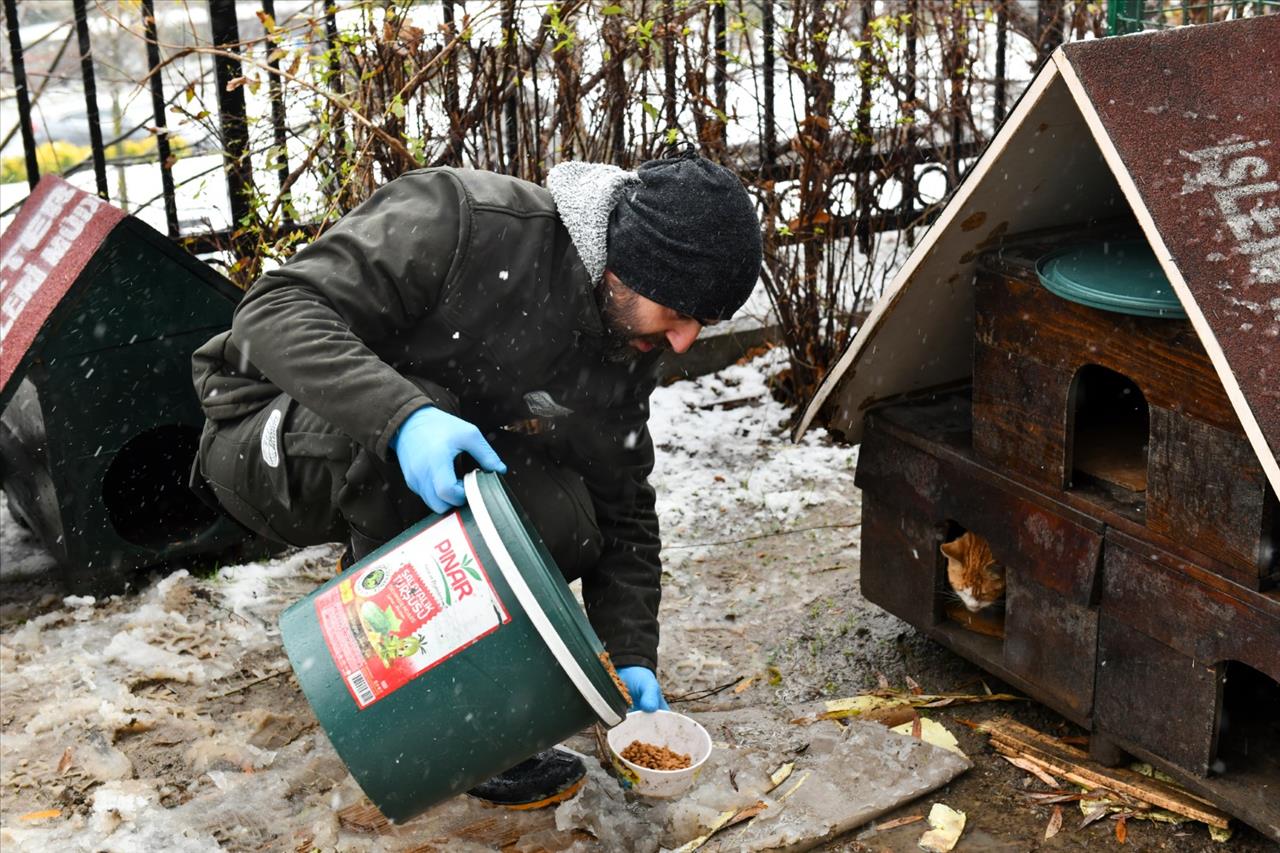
left=650, top=347, right=858, bottom=554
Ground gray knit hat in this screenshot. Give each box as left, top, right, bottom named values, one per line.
left=606, top=151, right=762, bottom=322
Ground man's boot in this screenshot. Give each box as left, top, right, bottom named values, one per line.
left=466, top=748, right=586, bottom=810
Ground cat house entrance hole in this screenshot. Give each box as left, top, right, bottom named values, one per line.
left=937, top=519, right=1006, bottom=641
left=1066, top=364, right=1149, bottom=499
left=102, top=424, right=218, bottom=548
left=1213, top=662, right=1279, bottom=787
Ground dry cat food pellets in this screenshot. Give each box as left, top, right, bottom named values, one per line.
left=621, top=740, right=692, bottom=771
left=599, top=652, right=631, bottom=705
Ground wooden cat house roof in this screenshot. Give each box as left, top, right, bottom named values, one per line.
left=796, top=14, right=1280, bottom=496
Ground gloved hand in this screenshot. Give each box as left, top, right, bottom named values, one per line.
left=391, top=406, right=506, bottom=514
left=618, top=666, right=669, bottom=713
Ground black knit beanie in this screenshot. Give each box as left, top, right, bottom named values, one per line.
left=606, top=151, right=762, bottom=322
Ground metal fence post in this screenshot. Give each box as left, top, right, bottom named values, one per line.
left=208, top=0, right=254, bottom=234
left=2, top=0, right=40, bottom=189
left=762, top=0, right=775, bottom=167
left=72, top=0, right=109, bottom=198
left=714, top=0, right=727, bottom=152
left=261, top=0, right=293, bottom=201
left=141, top=0, right=179, bottom=236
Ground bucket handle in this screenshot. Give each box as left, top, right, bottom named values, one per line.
left=464, top=472, right=624, bottom=727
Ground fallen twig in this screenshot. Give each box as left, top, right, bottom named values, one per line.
left=668, top=676, right=747, bottom=703
left=215, top=668, right=291, bottom=698
left=979, top=717, right=1230, bottom=829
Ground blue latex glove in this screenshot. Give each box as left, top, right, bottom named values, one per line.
left=618, top=666, right=669, bottom=712
left=391, top=406, right=507, bottom=514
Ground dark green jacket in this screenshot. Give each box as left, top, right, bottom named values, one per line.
left=192, top=167, right=663, bottom=669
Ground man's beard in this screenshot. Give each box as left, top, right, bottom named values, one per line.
left=595, top=280, right=667, bottom=363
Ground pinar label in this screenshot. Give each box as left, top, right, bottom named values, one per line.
left=314, top=512, right=509, bottom=709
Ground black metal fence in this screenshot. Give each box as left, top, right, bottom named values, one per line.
left=0, top=0, right=1114, bottom=398
left=2, top=1, right=1051, bottom=242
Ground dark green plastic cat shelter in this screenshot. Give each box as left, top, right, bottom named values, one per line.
left=0, top=176, right=270, bottom=593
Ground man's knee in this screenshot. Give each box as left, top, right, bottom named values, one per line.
left=195, top=397, right=357, bottom=547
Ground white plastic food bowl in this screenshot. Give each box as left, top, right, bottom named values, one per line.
left=606, top=709, right=713, bottom=799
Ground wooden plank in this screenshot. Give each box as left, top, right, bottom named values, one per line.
left=971, top=340, right=1072, bottom=488
left=859, top=495, right=942, bottom=630
left=1101, top=534, right=1280, bottom=681
left=942, top=603, right=1004, bottom=639
left=980, top=716, right=1231, bottom=829
left=1003, top=578, right=1097, bottom=721
left=1094, top=615, right=1221, bottom=777
left=1148, top=408, right=1272, bottom=585
left=974, top=267, right=1238, bottom=432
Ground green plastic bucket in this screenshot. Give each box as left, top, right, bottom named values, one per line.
left=279, top=471, right=629, bottom=822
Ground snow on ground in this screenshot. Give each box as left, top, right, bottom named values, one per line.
left=650, top=346, right=857, bottom=554
left=0, top=347, right=859, bottom=851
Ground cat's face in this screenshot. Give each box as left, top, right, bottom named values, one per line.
left=940, top=532, right=1006, bottom=612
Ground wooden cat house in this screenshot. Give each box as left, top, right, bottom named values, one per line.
left=797, top=16, right=1279, bottom=839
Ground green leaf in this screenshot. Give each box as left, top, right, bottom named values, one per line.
left=462, top=554, right=482, bottom=581
left=600, top=4, right=624, bottom=14
left=642, top=102, right=659, bottom=120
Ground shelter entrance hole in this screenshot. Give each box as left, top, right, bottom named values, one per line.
left=1214, top=661, right=1280, bottom=787
left=103, top=424, right=217, bottom=548
left=1067, top=364, right=1149, bottom=499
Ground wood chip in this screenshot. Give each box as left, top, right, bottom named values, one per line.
left=877, top=814, right=925, bottom=831
left=19, top=809, right=61, bottom=822
left=1045, top=805, right=1063, bottom=839
left=777, top=771, right=811, bottom=802
left=725, top=800, right=768, bottom=827
left=1116, top=814, right=1128, bottom=843
left=1025, top=792, right=1085, bottom=805
left=1002, top=754, right=1060, bottom=788
left=56, top=747, right=73, bottom=775
left=733, top=676, right=754, bottom=694
left=337, top=801, right=391, bottom=835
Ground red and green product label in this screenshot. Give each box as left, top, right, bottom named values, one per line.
left=314, top=512, right=510, bottom=709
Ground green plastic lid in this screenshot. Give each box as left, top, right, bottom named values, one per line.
left=1035, top=239, right=1186, bottom=319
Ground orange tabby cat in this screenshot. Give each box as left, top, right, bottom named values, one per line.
left=940, top=532, right=1005, bottom=612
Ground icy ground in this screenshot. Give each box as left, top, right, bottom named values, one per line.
left=0, top=347, right=861, bottom=851
left=1, top=348, right=1273, bottom=852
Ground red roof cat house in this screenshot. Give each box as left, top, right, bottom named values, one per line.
left=798, top=16, right=1279, bottom=839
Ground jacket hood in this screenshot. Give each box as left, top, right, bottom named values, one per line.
left=546, top=161, right=639, bottom=286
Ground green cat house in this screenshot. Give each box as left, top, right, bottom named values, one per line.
left=798, top=16, right=1279, bottom=840
left=0, top=176, right=271, bottom=593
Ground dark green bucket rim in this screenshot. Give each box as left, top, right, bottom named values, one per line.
left=1035, top=239, right=1187, bottom=319
left=464, top=471, right=629, bottom=727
